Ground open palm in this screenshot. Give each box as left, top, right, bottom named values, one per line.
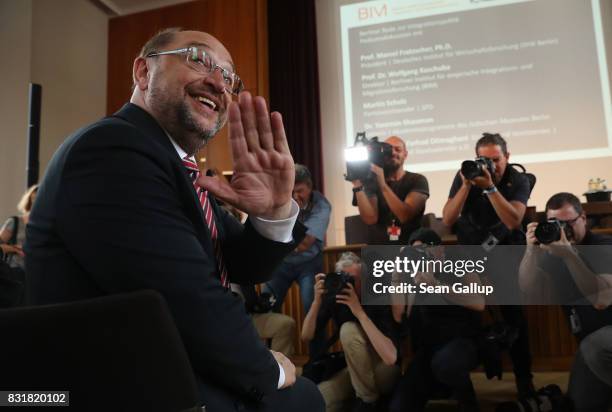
left=197, top=92, right=294, bottom=219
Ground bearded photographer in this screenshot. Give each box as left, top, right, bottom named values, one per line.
left=301, top=252, right=401, bottom=412
left=442, top=132, right=535, bottom=396
left=519, top=192, right=612, bottom=412
left=350, top=136, right=429, bottom=244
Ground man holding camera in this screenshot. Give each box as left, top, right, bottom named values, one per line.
left=302, top=252, right=401, bottom=412
left=519, top=192, right=612, bottom=412
left=351, top=136, right=429, bottom=244
left=264, top=164, right=331, bottom=313
left=390, top=228, right=485, bottom=412
left=442, top=133, right=535, bottom=396
left=443, top=133, right=530, bottom=246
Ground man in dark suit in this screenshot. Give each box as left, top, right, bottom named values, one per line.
left=25, top=28, right=324, bottom=411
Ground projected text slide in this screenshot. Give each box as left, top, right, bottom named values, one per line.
left=341, top=0, right=612, bottom=171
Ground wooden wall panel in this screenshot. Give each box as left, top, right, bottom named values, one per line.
left=107, top=0, right=267, bottom=173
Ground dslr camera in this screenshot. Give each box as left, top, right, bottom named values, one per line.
left=534, top=218, right=574, bottom=244
left=323, top=271, right=355, bottom=303
left=250, top=292, right=277, bottom=314
left=461, top=156, right=495, bottom=180
left=344, top=132, right=392, bottom=182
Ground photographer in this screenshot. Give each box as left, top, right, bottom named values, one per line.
left=442, top=132, right=535, bottom=396
left=351, top=136, right=429, bottom=244
left=442, top=133, right=529, bottom=244
left=389, top=229, right=485, bottom=412
left=302, top=252, right=400, bottom=412
left=519, top=192, right=612, bottom=412
left=264, top=164, right=331, bottom=313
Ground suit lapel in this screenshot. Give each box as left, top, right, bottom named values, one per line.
left=112, top=103, right=215, bottom=253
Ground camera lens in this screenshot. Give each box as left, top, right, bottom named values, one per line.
left=534, top=220, right=562, bottom=244
left=461, top=160, right=482, bottom=180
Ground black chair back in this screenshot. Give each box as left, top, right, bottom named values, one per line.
left=0, top=290, right=200, bottom=412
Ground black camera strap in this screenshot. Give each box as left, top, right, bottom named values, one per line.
left=310, top=303, right=356, bottom=360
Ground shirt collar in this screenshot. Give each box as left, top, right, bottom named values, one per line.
left=167, top=134, right=195, bottom=163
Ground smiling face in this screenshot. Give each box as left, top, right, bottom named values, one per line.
left=133, top=31, right=234, bottom=155
left=384, top=136, right=407, bottom=171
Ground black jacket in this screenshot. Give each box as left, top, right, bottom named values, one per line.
left=25, top=103, right=305, bottom=402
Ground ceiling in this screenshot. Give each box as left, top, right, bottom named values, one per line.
left=92, top=0, right=195, bottom=16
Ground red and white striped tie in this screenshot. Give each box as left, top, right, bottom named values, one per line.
left=183, top=157, right=230, bottom=288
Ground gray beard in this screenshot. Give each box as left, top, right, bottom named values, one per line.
left=148, top=87, right=223, bottom=156
left=174, top=100, right=222, bottom=155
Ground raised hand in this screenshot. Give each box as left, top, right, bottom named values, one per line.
left=313, top=273, right=326, bottom=305
left=471, top=166, right=494, bottom=189
left=526, top=222, right=538, bottom=246
left=459, top=171, right=472, bottom=188
left=197, top=92, right=294, bottom=220
left=370, top=164, right=386, bottom=188
left=541, top=225, right=575, bottom=258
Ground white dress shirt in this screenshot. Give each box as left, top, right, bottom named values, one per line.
left=169, top=137, right=297, bottom=388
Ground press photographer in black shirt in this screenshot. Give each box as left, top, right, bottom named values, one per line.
left=443, top=133, right=531, bottom=246
left=350, top=136, right=429, bottom=244
left=519, top=192, right=612, bottom=412
left=390, top=229, right=485, bottom=412
left=442, top=133, right=535, bottom=396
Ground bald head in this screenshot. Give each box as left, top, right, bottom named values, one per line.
left=385, top=136, right=406, bottom=150
left=384, top=135, right=407, bottom=171
left=136, top=28, right=232, bottom=64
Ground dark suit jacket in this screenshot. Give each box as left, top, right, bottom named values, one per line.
left=25, top=103, right=305, bottom=402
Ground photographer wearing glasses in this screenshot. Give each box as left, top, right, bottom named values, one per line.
left=301, top=252, right=401, bottom=412
left=519, top=192, right=612, bottom=412
left=442, top=133, right=535, bottom=397
left=350, top=136, right=429, bottom=244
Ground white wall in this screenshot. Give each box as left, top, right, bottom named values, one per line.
left=0, top=0, right=33, bottom=221
left=317, top=0, right=612, bottom=246
left=31, top=0, right=109, bottom=176
left=0, top=0, right=108, bottom=221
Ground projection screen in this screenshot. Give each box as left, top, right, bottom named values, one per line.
left=316, top=0, right=612, bottom=245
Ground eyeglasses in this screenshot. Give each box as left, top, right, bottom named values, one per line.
left=558, top=215, right=582, bottom=226
left=146, top=47, right=244, bottom=95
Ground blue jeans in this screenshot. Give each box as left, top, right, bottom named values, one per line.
left=263, top=256, right=323, bottom=314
